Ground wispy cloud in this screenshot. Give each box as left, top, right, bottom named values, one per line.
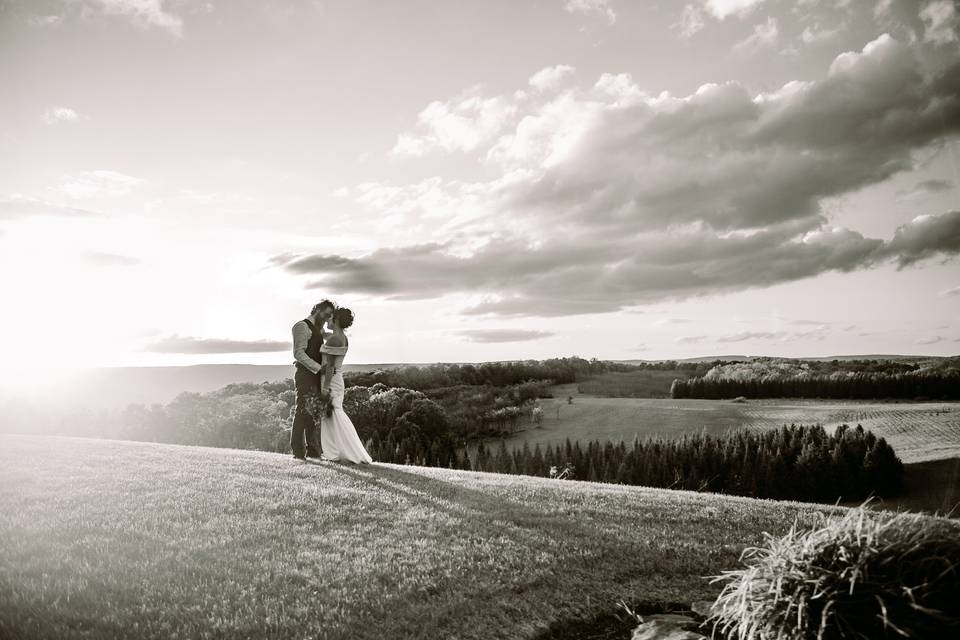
left=939, top=285, right=960, bottom=296
left=457, top=329, right=555, bottom=343
left=733, top=16, right=779, bottom=53
left=0, top=195, right=99, bottom=219
left=42, top=106, right=80, bottom=124
left=920, top=0, right=958, bottom=45
left=392, top=85, right=517, bottom=157
left=715, top=327, right=828, bottom=343
left=28, top=14, right=64, bottom=27
left=895, top=178, right=953, bottom=201
left=53, top=170, right=144, bottom=199
left=704, top=0, right=767, bottom=20
left=675, top=4, right=706, bottom=38
left=85, top=252, right=140, bottom=267
left=144, top=336, right=290, bottom=354
left=801, top=23, right=842, bottom=45
left=83, top=0, right=185, bottom=37
left=563, top=0, right=616, bottom=25
left=529, top=65, right=576, bottom=92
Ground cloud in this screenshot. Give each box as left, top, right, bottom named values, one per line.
left=28, top=14, right=64, bottom=27
left=675, top=4, right=706, bottom=38
left=144, top=336, right=291, bottom=354
left=704, top=0, right=767, bottom=20
left=876, top=211, right=960, bottom=268
left=456, top=329, right=555, bottom=343
left=392, top=86, right=517, bottom=157
left=800, top=23, right=842, bottom=45
left=919, top=0, right=958, bottom=45
left=733, top=17, right=779, bottom=53
left=276, top=34, right=960, bottom=317
left=82, top=0, right=184, bottom=37
left=0, top=195, right=99, bottom=219
left=676, top=326, right=830, bottom=345
left=715, top=327, right=828, bottom=342
left=529, top=65, right=576, bottom=92
left=563, top=0, right=616, bottom=24
left=896, top=178, right=953, bottom=200
left=917, top=335, right=943, bottom=344
left=85, top=252, right=140, bottom=266
left=53, top=170, right=144, bottom=199
left=42, top=107, right=80, bottom=124
left=939, top=285, right=960, bottom=296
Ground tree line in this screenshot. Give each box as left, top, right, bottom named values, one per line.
left=346, top=356, right=636, bottom=390
left=670, top=370, right=960, bottom=400
left=372, top=423, right=904, bottom=504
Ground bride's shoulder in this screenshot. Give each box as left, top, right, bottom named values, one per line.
left=325, top=332, right=347, bottom=348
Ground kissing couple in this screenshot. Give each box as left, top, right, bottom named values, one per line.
left=290, top=299, right=372, bottom=464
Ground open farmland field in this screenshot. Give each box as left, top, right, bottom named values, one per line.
left=508, top=384, right=960, bottom=464
left=572, top=369, right=697, bottom=397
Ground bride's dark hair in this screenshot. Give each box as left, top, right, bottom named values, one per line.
left=335, top=307, right=354, bottom=329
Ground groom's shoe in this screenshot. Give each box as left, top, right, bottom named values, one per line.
left=292, top=452, right=307, bottom=461
left=306, top=449, right=322, bottom=459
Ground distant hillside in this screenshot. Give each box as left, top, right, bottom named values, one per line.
left=7, top=363, right=406, bottom=410
left=5, top=354, right=952, bottom=411
left=619, top=354, right=954, bottom=364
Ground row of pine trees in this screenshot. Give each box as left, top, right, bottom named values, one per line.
left=368, top=423, right=903, bottom=504
left=670, top=370, right=960, bottom=400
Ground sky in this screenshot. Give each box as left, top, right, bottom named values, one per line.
left=1, top=0, right=959, bottom=375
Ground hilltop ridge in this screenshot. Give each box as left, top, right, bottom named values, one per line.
left=0, top=433, right=873, bottom=640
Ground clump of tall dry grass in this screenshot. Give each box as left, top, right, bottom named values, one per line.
left=707, top=503, right=960, bottom=639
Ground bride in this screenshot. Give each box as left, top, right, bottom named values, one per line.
left=316, top=307, right=372, bottom=464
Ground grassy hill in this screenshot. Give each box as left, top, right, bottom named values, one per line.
left=0, top=434, right=877, bottom=640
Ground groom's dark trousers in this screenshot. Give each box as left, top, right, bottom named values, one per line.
left=291, top=366, right=321, bottom=458
left=291, top=316, right=325, bottom=458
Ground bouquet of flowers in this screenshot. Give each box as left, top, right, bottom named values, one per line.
left=305, top=388, right=334, bottom=419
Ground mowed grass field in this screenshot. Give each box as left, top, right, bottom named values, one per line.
left=514, top=383, right=960, bottom=464
left=0, top=434, right=867, bottom=640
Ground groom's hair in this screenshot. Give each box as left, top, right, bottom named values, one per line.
left=311, top=299, right=335, bottom=315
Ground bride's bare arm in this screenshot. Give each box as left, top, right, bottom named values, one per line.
left=321, top=352, right=335, bottom=392
left=319, top=334, right=347, bottom=392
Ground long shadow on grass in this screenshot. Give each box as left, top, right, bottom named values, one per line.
left=311, top=459, right=753, bottom=586
left=318, top=460, right=630, bottom=539
left=309, top=460, right=741, bottom=634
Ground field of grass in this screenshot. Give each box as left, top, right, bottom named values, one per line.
left=515, top=384, right=960, bottom=464
left=573, top=369, right=695, bottom=398
left=0, top=434, right=872, bottom=640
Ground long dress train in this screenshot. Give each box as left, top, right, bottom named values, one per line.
left=319, top=346, right=372, bottom=464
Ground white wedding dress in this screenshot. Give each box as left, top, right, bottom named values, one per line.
left=318, top=342, right=372, bottom=464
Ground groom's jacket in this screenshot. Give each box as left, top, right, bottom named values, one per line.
left=292, top=318, right=324, bottom=375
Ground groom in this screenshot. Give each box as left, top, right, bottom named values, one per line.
left=290, top=299, right=335, bottom=460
